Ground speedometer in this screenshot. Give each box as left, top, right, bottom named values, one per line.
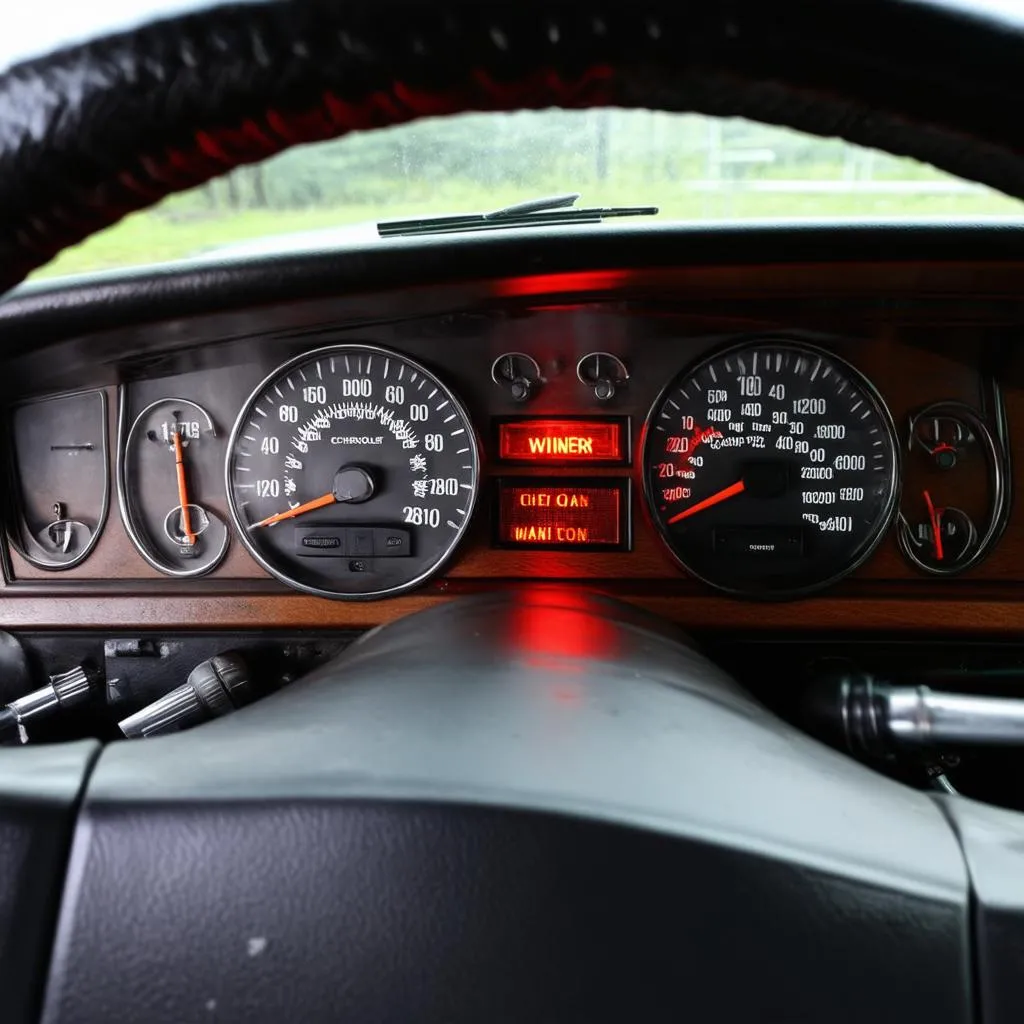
left=642, top=341, right=898, bottom=597
left=226, top=344, right=479, bottom=599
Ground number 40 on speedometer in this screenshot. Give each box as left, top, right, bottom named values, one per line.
left=642, top=341, right=899, bottom=597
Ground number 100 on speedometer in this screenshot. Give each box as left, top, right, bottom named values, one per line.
left=642, top=341, right=898, bottom=597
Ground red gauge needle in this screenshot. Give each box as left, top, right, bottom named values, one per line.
left=923, top=489, right=944, bottom=561
left=667, top=479, right=746, bottom=524
left=249, top=491, right=337, bottom=530
left=172, top=432, right=197, bottom=547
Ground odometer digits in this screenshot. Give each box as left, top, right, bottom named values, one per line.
left=226, top=344, right=479, bottom=599
left=643, top=341, right=898, bottom=596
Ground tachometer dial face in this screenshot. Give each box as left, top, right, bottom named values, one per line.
left=643, top=341, right=899, bottom=597
left=226, top=344, right=479, bottom=599
left=120, top=398, right=229, bottom=576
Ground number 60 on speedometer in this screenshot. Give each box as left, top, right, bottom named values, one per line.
left=642, top=340, right=899, bottom=597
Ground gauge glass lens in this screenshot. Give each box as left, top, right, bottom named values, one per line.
left=121, top=398, right=229, bottom=576
left=226, top=345, right=479, bottom=599
left=643, top=341, right=899, bottom=596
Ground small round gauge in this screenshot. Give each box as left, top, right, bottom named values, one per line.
left=897, top=401, right=1006, bottom=575
left=119, top=398, right=229, bottom=576
left=491, top=352, right=542, bottom=402
left=226, top=344, right=479, bottom=600
left=643, top=340, right=900, bottom=597
left=577, top=352, right=629, bottom=401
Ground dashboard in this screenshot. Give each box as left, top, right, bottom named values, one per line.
left=2, top=226, right=1024, bottom=634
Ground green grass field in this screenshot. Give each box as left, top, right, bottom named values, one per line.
left=31, top=184, right=1024, bottom=281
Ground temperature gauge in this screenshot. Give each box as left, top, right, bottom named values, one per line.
left=119, top=398, right=229, bottom=577
left=898, top=402, right=1006, bottom=575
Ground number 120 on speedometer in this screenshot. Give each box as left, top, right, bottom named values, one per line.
left=642, top=341, right=899, bottom=597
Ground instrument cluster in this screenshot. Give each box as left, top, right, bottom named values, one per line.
left=3, top=322, right=1012, bottom=601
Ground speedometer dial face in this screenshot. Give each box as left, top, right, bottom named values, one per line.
left=643, top=341, right=899, bottom=597
left=226, top=345, right=479, bottom=599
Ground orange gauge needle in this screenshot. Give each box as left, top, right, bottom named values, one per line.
left=249, top=491, right=337, bottom=530
left=923, top=489, right=944, bottom=562
left=172, top=432, right=197, bottom=547
left=667, top=479, right=746, bottom=524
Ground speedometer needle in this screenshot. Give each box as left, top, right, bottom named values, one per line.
left=248, top=492, right=337, bottom=530
left=248, top=466, right=375, bottom=530
left=667, top=480, right=746, bottom=524
left=172, top=432, right=197, bottom=546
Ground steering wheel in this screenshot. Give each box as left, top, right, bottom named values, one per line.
left=1, top=3, right=1022, bottom=1023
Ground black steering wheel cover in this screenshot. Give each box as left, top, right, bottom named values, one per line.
left=2, top=0, right=1024, bottom=291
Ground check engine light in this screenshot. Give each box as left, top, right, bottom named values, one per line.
left=497, top=483, right=625, bottom=549
left=498, top=419, right=625, bottom=463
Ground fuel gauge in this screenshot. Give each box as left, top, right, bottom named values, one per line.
left=119, top=398, right=229, bottom=576
left=898, top=402, right=1006, bottom=576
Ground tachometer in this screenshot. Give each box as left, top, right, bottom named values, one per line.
left=642, top=341, right=898, bottom=596
left=226, top=345, right=479, bottom=599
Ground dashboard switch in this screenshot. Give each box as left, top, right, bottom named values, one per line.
left=0, top=663, right=99, bottom=746
left=119, top=651, right=253, bottom=739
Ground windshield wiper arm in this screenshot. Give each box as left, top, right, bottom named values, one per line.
left=378, top=193, right=658, bottom=237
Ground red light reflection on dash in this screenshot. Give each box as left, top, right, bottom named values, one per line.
left=494, top=270, right=634, bottom=298
left=505, top=590, right=619, bottom=675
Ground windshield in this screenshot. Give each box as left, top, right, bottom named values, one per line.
left=34, top=110, right=1023, bottom=281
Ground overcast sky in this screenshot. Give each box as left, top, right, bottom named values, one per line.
left=0, top=0, right=209, bottom=72
left=2, top=0, right=1023, bottom=73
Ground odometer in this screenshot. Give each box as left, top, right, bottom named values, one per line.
left=643, top=341, right=899, bottom=596
left=226, top=344, right=479, bottom=599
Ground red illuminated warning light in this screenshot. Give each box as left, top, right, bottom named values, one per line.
left=498, top=484, right=624, bottom=549
left=498, top=419, right=625, bottom=464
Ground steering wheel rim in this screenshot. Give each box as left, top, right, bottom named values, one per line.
left=2, top=0, right=1024, bottom=293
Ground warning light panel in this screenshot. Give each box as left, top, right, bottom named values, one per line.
left=498, top=419, right=627, bottom=464
left=496, top=481, right=629, bottom=550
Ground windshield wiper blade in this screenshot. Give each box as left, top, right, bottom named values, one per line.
left=377, top=193, right=658, bottom=237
